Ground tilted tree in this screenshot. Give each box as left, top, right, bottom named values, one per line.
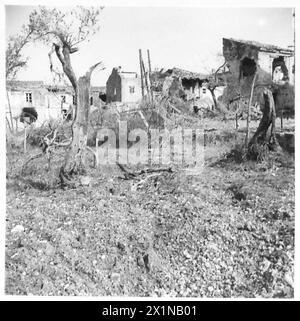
left=27, top=6, right=105, bottom=182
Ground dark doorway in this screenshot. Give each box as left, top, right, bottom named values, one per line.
left=99, top=93, right=107, bottom=102
left=240, top=57, right=257, bottom=78
left=272, top=56, right=289, bottom=82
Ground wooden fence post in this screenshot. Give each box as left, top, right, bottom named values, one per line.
left=141, top=59, right=150, bottom=97
left=147, top=49, right=154, bottom=102
left=139, top=49, right=145, bottom=98
left=24, top=124, right=27, bottom=153
left=6, top=89, right=14, bottom=133
left=235, top=99, right=240, bottom=131
left=245, top=72, right=258, bottom=147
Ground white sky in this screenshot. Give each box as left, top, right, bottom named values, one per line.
left=5, top=6, right=294, bottom=86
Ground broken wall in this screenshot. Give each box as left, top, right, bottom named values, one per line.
left=222, top=38, right=295, bottom=116
left=162, top=76, right=186, bottom=99
left=106, top=68, right=122, bottom=103
left=106, top=68, right=142, bottom=104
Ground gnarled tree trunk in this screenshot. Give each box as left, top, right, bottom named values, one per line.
left=62, top=76, right=90, bottom=177
left=247, top=88, right=279, bottom=159
left=59, top=62, right=103, bottom=183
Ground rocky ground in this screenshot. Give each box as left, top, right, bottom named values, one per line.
left=5, top=131, right=295, bottom=297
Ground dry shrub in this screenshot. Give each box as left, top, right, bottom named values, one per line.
left=88, top=103, right=163, bottom=148
left=225, top=144, right=247, bottom=163
left=204, top=130, right=237, bottom=146
left=26, top=120, right=71, bottom=147
left=247, top=142, right=269, bottom=162
left=224, top=141, right=269, bottom=164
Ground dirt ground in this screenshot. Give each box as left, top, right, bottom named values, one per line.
left=5, top=118, right=295, bottom=297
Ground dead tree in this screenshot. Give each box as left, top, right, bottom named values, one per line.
left=26, top=7, right=104, bottom=182
left=60, top=63, right=102, bottom=181
left=247, top=88, right=279, bottom=159
left=22, top=126, right=69, bottom=174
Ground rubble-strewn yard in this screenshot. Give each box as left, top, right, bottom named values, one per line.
left=5, top=118, right=294, bottom=297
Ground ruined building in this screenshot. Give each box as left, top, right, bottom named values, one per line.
left=151, top=67, right=226, bottom=110
left=222, top=38, right=294, bottom=116
left=151, top=67, right=209, bottom=100
left=106, top=67, right=142, bottom=104
left=223, top=38, right=294, bottom=83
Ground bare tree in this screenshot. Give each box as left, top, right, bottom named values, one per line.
left=199, top=52, right=227, bottom=110
left=27, top=6, right=105, bottom=182
left=207, top=61, right=227, bottom=110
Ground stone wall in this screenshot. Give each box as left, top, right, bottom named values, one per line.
left=106, top=68, right=142, bottom=104
left=106, top=68, right=122, bottom=103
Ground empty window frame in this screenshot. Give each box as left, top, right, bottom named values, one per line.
left=25, top=92, right=32, bottom=103
left=129, top=86, right=135, bottom=93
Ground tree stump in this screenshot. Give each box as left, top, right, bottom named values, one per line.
left=247, top=88, right=280, bottom=160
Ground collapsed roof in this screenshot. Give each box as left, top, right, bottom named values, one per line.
left=165, top=67, right=209, bottom=80
left=153, top=67, right=209, bottom=81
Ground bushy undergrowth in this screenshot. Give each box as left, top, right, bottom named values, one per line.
left=26, top=120, right=71, bottom=147
left=247, top=142, right=270, bottom=162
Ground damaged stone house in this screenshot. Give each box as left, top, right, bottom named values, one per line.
left=6, top=80, right=105, bottom=129
left=151, top=67, right=225, bottom=109
left=222, top=38, right=294, bottom=116
left=106, top=67, right=142, bottom=104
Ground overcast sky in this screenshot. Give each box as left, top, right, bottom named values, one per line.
left=5, top=6, right=294, bottom=86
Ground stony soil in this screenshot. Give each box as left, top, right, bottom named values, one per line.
left=5, top=140, right=294, bottom=297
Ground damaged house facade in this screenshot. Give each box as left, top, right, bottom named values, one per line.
left=222, top=38, right=294, bottom=116
left=106, top=67, right=142, bottom=104
left=6, top=80, right=105, bottom=129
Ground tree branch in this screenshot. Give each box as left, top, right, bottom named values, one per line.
left=48, top=43, right=56, bottom=71
left=85, top=61, right=105, bottom=79
left=54, top=43, right=66, bottom=66
left=214, top=61, right=227, bottom=79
